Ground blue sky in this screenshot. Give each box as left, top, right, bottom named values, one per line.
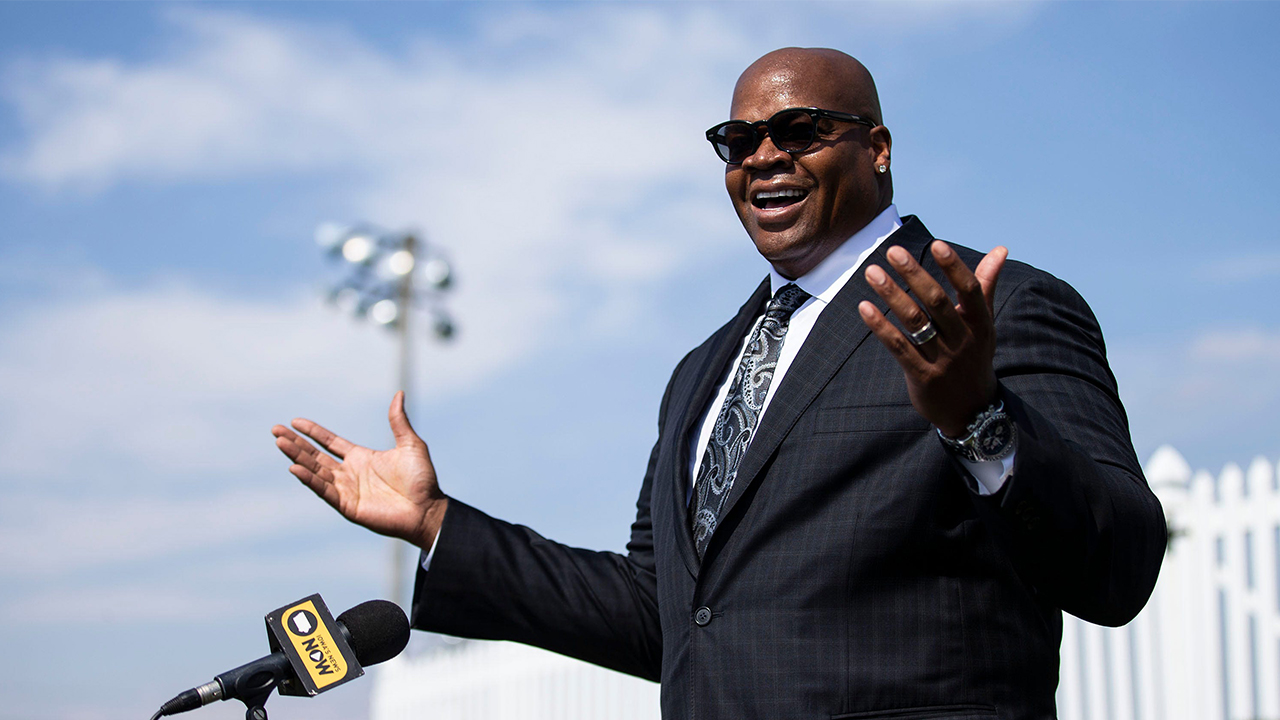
left=1, top=2, right=1278, bottom=719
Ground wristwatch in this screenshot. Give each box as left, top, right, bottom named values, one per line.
left=937, top=400, right=1018, bottom=463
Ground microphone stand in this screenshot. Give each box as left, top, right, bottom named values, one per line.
left=216, top=652, right=294, bottom=720
left=149, top=651, right=292, bottom=720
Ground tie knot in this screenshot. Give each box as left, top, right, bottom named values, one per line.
left=767, top=283, right=811, bottom=317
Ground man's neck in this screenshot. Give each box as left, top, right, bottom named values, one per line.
left=769, top=205, right=902, bottom=299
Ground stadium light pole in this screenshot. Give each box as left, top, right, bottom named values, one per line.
left=315, top=223, right=455, bottom=609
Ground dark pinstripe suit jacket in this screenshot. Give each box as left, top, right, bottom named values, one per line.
left=412, top=216, right=1167, bottom=720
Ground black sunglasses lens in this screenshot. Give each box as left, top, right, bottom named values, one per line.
left=715, top=124, right=758, bottom=164
left=710, top=110, right=820, bottom=163
left=770, top=110, right=816, bottom=152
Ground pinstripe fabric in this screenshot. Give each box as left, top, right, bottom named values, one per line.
left=413, top=216, right=1166, bottom=720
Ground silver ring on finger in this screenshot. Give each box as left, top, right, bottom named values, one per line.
left=907, top=319, right=938, bottom=346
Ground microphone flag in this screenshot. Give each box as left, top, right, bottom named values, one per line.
left=265, top=593, right=363, bottom=696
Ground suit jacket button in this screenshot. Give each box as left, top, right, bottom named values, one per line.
left=694, top=606, right=712, bottom=626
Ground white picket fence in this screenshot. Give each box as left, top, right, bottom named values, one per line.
left=1059, top=446, right=1280, bottom=720
left=372, top=446, right=1279, bottom=720
left=370, top=637, right=660, bottom=720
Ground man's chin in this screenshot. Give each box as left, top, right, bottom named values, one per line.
left=752, top=242, right=813, bottom=279
left=750, top=228, right=807, bottom=260
left=750, top=228, right=847, bottom=279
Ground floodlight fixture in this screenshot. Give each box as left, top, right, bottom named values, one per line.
left=317, top=223, right=456, bottom=339
left=386, top=250, right=415, bottom=276
left=342, top=235, right=375, bottom=264
left=421, top=257, right=452, bottom=289
left=370, top=299, right=399, bottom=325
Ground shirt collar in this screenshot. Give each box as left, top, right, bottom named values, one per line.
left=769, top=204, right=903, bottom=303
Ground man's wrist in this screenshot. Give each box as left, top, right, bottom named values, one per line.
left=415, top=496, right=450, bottom=550
left=937, top=399, right=1018, bottom=463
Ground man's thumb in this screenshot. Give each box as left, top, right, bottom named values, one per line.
left=388, top=391, right=421, bottom=446
left=975, top=246, right=1008, bottom=309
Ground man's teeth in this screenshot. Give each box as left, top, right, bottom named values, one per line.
left=753, top=188, right=808, bottom=209
left=755, top=189, right=807, bottom=201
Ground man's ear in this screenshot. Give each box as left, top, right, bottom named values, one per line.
left=871, top=126, right=892, bottom=170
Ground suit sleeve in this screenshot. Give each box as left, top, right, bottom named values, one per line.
left=973, top=268, right=1166, bottom=627
left=407, top=355, right=691, bottom=681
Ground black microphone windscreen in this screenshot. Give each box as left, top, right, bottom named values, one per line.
left=336, top=600, right=410, bottom=667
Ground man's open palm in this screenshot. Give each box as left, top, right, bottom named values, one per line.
left=272, top=391, right=448, bottom=548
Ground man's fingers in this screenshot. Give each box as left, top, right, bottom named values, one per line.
left=930, top=241, right=991, bottom=330
left=273, top=431, right=313, bottom=465
left=289, top=463, right=343, bottom=509
left=858, top=299, right=928, bottom=372
left=274, top=434, right=303, bottom=462
left=288, top=462, right=317, bottom=485
left=883, top=246, right=964, bottom=340
left=274, top=428, right=338, bottom=466
left=277, top=436, right=329, bottom=475
left=868, top=252, right=953, bottom=348
left=973, top=246, right=1009, bottom=312
left=388, top=391, right=424, bottom=449
left=272, top=425, right=317, bottom=455
left=865, top=264, right=935, bottom=341
left=291, top=418, right=355, bottom=459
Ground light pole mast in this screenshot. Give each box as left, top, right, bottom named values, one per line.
left=316, top=224, right=454, bottom=610
left=389, top=232, right=415, bottom=611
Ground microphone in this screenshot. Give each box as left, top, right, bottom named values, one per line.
left=152, top=599, right=410, bottom=719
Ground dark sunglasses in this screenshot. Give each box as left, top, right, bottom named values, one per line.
left=705, top=107, right=877, bottom=165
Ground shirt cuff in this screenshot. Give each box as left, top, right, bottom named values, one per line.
left=419, top=528, right=441, bottom=572
left=959, top=451, right=1016, bottom=495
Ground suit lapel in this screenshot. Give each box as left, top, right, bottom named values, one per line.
left=671, top=277, right=771, bottom=575
left=706, top=218, right=935, bottom=559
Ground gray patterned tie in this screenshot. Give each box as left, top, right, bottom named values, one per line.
left=693, top=283, right=811, bottom=558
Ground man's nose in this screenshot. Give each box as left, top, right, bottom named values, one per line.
left=742, top=134, right=791, bottom=171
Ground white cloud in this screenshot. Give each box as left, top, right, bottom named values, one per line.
left=0, top=281, right=430, bottom=483
left=1191, top=328, right=1280, bottom=363
left=0, top=539, right=387, bottom=617
left=2, top=9, right=395, bottom=187
left=911, top=1, right=1040, bottom=27
left=1112, top=325, right=1280, bottom=469
left=0, top=4, right=750, bottom=400
left=1205, top=250, right=1280, bottom=283
left=3, top=577, right=241, bottom=621
left=1118, top=326, right=1280, bottom=406
left=0, top=7, right=737, bottom=208
left=0, top=486, right=336, bottom=577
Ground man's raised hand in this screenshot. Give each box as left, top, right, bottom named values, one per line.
left=858, top=241, right=1008, bottom=438
left=272, top=391, right=448, bottom=549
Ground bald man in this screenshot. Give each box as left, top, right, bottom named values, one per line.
left=275, top=48, right=1165, bottom=719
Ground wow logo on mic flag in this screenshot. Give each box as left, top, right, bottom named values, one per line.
left=265, top=594, right=363, bottom=696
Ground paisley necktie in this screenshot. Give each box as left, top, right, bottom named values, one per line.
left=693, top=283, right=811, bottom=558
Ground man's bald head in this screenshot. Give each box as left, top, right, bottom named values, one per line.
left=732, top=48, right=883, bottom=126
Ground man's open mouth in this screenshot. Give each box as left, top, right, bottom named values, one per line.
left=752, top=188, right=809, bottom=209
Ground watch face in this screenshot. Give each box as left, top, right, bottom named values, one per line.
left=979, top=420, right=1010, bottom=454
left=974, top=415, right=1015, bottom=461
